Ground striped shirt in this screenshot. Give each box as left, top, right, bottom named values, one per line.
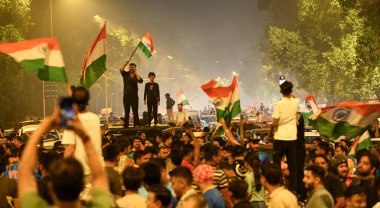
left=193, top=165, right=228, bottom=191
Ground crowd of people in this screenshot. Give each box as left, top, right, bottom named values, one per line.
left=0, top=69, right=380, bottom=208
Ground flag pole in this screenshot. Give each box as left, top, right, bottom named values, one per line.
left=105, top=75, right=109, bottom=123
left=124, top=43, right=139, bottom=66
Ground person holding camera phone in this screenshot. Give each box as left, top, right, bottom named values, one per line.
left=120, top=61, right=144, bottom=128
left=61, top=87, right=103, bottom=202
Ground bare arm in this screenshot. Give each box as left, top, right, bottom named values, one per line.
left=19, top=117, right=55, bottom=196
left=120, top=61, right=129, bottom=73
left=220, top=118, right=239, bottom=146
left=239, top=114, right=245, bottom=146
left=64, top=144, right=75, bottom=158
left=269, top=118, right=279, bottom=138
left=187, top=129, right=201, bottom=166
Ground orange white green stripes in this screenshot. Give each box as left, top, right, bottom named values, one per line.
left=176, top=89, right=190, bottom=105
left=80, top=23, right=106, bottom=89
left=0, top=38, right=67, bottom=82
left=138, top=32, right=155, bottom=58
left=201, top=75, right=241, bottom=125
left=310, top=101, right=380, bottom=139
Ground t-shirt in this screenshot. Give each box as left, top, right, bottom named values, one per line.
left=116, top=193, right=147, bottom=208
left=121, top=71, right=143, bottom=97
left=61, top=112, right=103, bottom=175
left=144, top=82, right=160, bottom=102
left=272, top=97, right=299, bottom=141
left=181, top=160, right=195, bottom=172
left=105, top=167, right=123, bottom=197
left=244, top=171, right=265, bottom=202
left=232, top=160, right=248, bottom=179
left=324, top=173, right=344, bottom=202
left=0, top=177, right=17, bottom=208
left=204, top=187, right=226, bottom=208
left=267, top=186, right=298, bottom=208
left=166, top=97, right=175, bottom=109
left=20, top=189, right=112, bottom=208
left=174, top=110, right=188, bottom=125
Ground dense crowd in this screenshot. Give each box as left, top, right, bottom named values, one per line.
left=0, top=84, right=380, bottom=208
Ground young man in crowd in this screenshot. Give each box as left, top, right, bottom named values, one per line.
left=313, top=154, right=345, bottom=208
left=102, top=144, right=123, bottom=199
left=18, top=113, right=112, bottom=208
left=260, top=163, right=298, bottom=208
left=146, top=185, right=172, bottom=208
left=117, top=166, right=146, bottom=207
left=61, top=87, right=103, bottom=202
left=352, top=151, right=379, bottom=208
left=303, top=165, right=334, bottom=208
left=269, top=81, right=300, bottom=193
left=134, top=150, right=151, bottom=167
left=158, top=146, right=170, bottom=160
left=174, top=103, right=188, bottom=127
left=329, top=155, right=350, bottom=187
left=345, top=185, right=367, bottom=208
left=37, top=151, right=61, bottom=205
left=165, top=93, right=175, bottom=122
left=228, top=180, right=254, bottom=208
left=144, top=72, right=160, bottom=126
left=193, top=164, right=225, bottom=208
left=169, top=166, right=197, bottom=208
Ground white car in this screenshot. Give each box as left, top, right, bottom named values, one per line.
left=18, top=124, right=61, bottom=149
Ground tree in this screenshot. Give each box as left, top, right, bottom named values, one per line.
left=259, top=0, right=380, bottom=103
left=0, top=0, right=33, bottom=123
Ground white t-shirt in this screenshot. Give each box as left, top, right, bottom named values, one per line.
left=116, top=193, right=147, bottom=208
left=174, top=110, right=188, bottom=124
left=272, top=97, right=299, bottom=141
left=61, top=112, right=103, bottom=175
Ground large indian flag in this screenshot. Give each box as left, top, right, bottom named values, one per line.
left=138, top=32, right=155, bottom=58
left=176, top=89, right=190, bottom=105
left=0, top=38, right=67, bottom=82
left=309, top=101, right=380, bottom=139
left=201, top=75, right=241, bottom=126
left=80, top=23, right=106, bottom=89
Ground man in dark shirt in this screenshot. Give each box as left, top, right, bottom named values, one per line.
left=144, top=72, right=160, bottom=126
left=165, top=93, right=175, bottom=122
left=120, top=62, right=143, bottom=127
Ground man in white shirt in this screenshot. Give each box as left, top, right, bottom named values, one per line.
left=62, top=87, right=103, bottom=202
left=269, top=80, right=299, bottom=194
left=261, top=163, right=299, bottom=208
left=174, top=103, right=188, bottom=126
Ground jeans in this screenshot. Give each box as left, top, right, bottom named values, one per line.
left=123, top=94, right=139, bottom=126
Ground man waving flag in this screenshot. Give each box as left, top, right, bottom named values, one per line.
left=201, top=75, right=241, bottom=127
left=80, top=23, right=106, bottom=89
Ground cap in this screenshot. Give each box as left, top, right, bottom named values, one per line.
left=193, top=164, right=214, bottom=184
left=330, top=155, right=347, bottom=168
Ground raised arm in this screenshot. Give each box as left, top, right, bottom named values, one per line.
left=19, top=116, right=55, bottom=196
left=220, top=118, right=239, bottom=146
left=120, top=61, right=129, bottom=73
left=186, top=129, right=201, bottom=166
left=239, top=113, right=245, bottom=146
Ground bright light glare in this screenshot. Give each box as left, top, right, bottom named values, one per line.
left=167, top=56, right=173, bottom=60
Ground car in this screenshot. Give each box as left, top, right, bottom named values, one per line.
left=18, top=124, right=61, bottom=150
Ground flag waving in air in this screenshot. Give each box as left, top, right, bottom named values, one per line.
left=301, top=95, right=319, bottom=125
left=0, top=38, right=67, bottom=82
left=309, top=101, right=380, bottom=139
left=349, top=131, right=372, bottom=155
left=201, top=75, right=241, bottom=127
left=176, top=89, right=190, bottom=105
left=80, top=23, right=106, bottom=89
left=138, top=32, right=155, bottom=58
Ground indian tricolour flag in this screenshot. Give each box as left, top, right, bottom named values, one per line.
left=301, top=95, right=319, bottom=125
left=138, top=32, right=155, bottom=58
left=349, top=130, right=372, bottom=155
left=309, top=101, right=380, bottom=139
left=201, top=75, right=241, bottom=126
left=0, top=38, right=67, bottom=82
left=176, top=89, right=190, bottom=105
left=80, top=23, right=106, bottom=89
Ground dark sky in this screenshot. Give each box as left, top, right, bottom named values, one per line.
left=33, top=0, right=269, bottom=113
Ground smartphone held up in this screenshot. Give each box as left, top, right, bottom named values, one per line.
left=59, top=97, right=75, bottom=129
